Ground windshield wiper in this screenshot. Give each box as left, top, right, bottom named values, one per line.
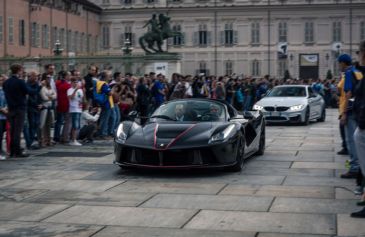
left=150, top=115, right=177, bottom=121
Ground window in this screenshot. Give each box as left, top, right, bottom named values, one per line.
left=102, top=25, right=110, bottom=48
left=304, top=21, right=314, bottom=43
left=81, top=33, right=85, bottom=52
left=87, top=34, right=92, bottom=52
left=225, top=60, right=233, bottom=76
left=59, top=28, right=65, bottom=48
left=224, top=23, right=234, bottom=46
left=102, top=0, right=110, bottom=4
left=123, top=0, right=132, bottom=4
left=251, top=22, right=260, bottom=44
left=172, top=25, right=184, bottom=46
left=146, top=0, right=155, bottom=3
left=199, top=24, right=207, bottom=46
left=31, top=22, right=40, bottom=47
left=42, top=24, right=49, bottom=49
left=74, top=31, right=79, bottom=52
left=0, top=17, right=3, bottom=43
left=124, top=25, right=133, bottom=46
left=8, top=17, right=14, bottom=44
left=251, top=60, right=260, bottom=76
left=36, top=23, right=40, bottom=47
left=67, top=30, right=72, bottom=51
left=198, top=61, right=209, bottom=75
left=333, top=21, right=342, bottom=42
left=278, top=22, right=287, bottom=42
left=52, top=27, right=58, bottom=47
left=360, top=21, right=365, bottom=41
left=19, top=20, right=26, bottom=46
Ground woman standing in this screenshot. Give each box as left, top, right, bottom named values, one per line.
left=39, top=75, right=57, bottom=147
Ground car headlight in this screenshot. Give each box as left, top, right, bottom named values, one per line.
left=253, top=104, right=264, bottom=111
left=209, top=124, right=236, bottom=143
left=116, top=124, right=127, bottom=143
left=289, top=104, right=305, bottom=111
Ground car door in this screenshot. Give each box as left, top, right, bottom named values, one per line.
left=307, top=87, right=322, bottom=118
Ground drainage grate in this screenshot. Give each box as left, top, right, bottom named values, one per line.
left=35, top=152, right=111, bottom=157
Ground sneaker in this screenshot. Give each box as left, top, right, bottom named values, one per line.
left=354, top=186, right=364, bottom=196
left=69, top=140, right=82, bottom=146
left=340, top=172, right=358, bottom=179
left=0, top=155, right=6, bottom=160
left=337, top=148, right=349, bottom=155
left=351, top=208, right=365, bottom=218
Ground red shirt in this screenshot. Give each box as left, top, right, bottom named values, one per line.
left=56, top=80, right=71, bottom=113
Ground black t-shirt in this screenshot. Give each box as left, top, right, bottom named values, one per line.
left=354, top=66, right=365, bottom=128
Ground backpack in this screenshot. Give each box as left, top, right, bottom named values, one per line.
left=93, top=80, right=107, bottom=106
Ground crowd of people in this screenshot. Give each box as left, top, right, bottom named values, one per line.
left=0, top=58, right=349, bottom=159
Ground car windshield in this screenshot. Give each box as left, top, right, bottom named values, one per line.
left=152, top=100, right=226, bottom=122
left=267, top=87, right=307, bottom=97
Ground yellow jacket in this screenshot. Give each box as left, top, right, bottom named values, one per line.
left=337, top=76, right=346, bottom=116
left=96, top=80, right=114, bottom=108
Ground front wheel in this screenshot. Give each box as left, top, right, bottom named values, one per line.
left=228, top=136, right=245, bottom=172
left=255, top=125, right=265, bottom=156
left=302, top=107, right=310, bottom=126
left=318, top=108, right=326, bottom=122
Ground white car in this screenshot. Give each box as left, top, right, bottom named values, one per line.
left=253, top=85, right=326, bottom=125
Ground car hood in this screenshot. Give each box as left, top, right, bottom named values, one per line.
left=256, top=97, right=308, bottom=107
left=124, top=121, right=231, bottom=149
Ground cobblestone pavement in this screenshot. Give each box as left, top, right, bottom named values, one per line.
left=0, top=109, right=364, bottom=237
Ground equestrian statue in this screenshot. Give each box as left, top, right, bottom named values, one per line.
left=139, top=14, right=182, bottom=54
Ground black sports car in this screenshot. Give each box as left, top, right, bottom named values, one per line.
left=114, top=98, right=265, bottom=171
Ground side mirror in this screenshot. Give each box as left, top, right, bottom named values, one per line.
left=127, top=111, right=139, bottom=121
left=243, top=111, right=254, bottom=120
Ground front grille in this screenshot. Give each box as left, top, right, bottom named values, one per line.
left=264, top=106, right=275, bottom=111
left=120, top=147, right=218, bottom=166
left=265, top=116, right=287, bottom=121
left=276, top=106, right=289, bottom=112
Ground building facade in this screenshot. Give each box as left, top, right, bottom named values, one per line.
left=0, top=0, right=101, bottom=58
left=95, top=0, right=365, bottom=78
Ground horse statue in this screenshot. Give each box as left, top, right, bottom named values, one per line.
left=139, top=14, right=183, bottom=54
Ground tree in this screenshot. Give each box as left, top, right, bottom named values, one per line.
left=326, top=70, right=333, bottom=80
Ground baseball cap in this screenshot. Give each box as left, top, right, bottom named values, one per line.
left=337, top=54, right=352, bottom=64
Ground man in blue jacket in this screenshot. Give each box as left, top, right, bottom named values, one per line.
left=3, top=64, right=36, bottom=157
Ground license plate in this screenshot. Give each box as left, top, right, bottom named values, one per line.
left=272, top=111, right=280, bottom=116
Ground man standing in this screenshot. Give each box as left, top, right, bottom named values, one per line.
left=351, top=40, right=365, bottom=218
left=3, top=64, right=34, bottom=157
left=54, top=71, right=71, bottom=143
left=338, top=54, right=363, bottom=179
left=83, top=65, right=98, bottom=105
left=151, top=74, right=165, bottom=109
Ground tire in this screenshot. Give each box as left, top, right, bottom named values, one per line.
left=228, top=135, right=245, bottom=172
left=318, top=108, right=326, bottom=122
left=302, top=107, right=310, bottom=125
left=119, top=165, right=133, bottom=170
left=255, top=125, right=265, bottom=156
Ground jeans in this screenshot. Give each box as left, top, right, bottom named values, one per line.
left=54, top=112, right=70, bottom=142
left=98, top=106, right=111, bottom=137
left=244, top=95, right=252, bottom=111
left=345, top=113, right=360, bottom=173
left=354, top=127, right=365, bottom=179
left=8, top=108, right=26, bottom=155
left=0, top=120, right=6, bottom=153
left=113, top=106, right=121, bottom=134
left=28, top=111, right=40, bottom=145
left=108, top=107, right=116, bottom=136
left=23, top=116, right=31, bottom=149
left=339, top=121, right=347, bottom=150
left=70, top=113, right=81, bottom=130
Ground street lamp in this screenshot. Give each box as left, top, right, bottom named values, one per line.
left=53, top=40, right=64, bottom=56
left=122, top=38, right=133, bottom=55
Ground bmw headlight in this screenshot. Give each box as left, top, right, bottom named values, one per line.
left=116, top=124, right=127, bottom=143
left=253, top=104, right=264, bottom=111
left=209, top=124, right=236, bottom=143
left=289, top=104, right=305, bottom=112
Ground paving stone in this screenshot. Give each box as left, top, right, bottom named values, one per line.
left=0, top=189, right=48, bottom=202
left=0, top=179, right=26, bottom=188
left=270, top=197, right=358, bottom=214
left=255, top=155, right=301, bottom=162
left=335, top=187, right=358, bottom=200
left=0, top=201, right=70, bottom=221
left=337, top=214, right=365, bottom=236
left=108, top=181, right=226, bottom=194
left=141, top=193, right=273, bottom=211
left=291, top=162, right=344, bottom=170
left=184, top=210, right=336, bottom=235
left=242, top=167, right=334, bottom=177
left=93, top=226, right=256, bottom=237
left=44, top=205, right=197, bottom=228
left=297, top=151, right=334, bottom=158
left=284, top=176, right=354, bottom=187
left=220, top=185, right=334, bottom=199
left=297, top=146, right=334, bottom=151
left=28, top=190, right=154, bottom=207
left=0, top=221, right=103, bottom=237
left=245, top=161, right=292, bottom=168
left=232, top=175, right=285, bottom=185
left=258, top=234, right=331, bottom=237
left=8, top=179, right=124, bottom=192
